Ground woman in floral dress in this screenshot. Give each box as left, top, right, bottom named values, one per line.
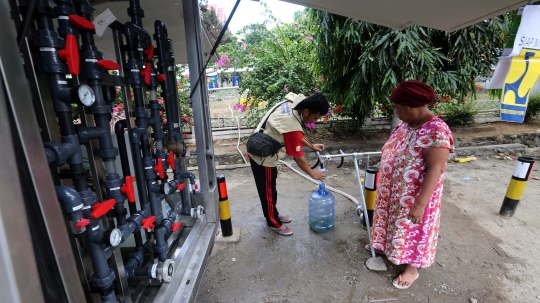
left=370, top=80, right=454, bottom=289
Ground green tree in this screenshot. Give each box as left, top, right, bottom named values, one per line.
left=308, top=10, right=513, bottom=125
left=220, top=8, right=320, bottom=125
left=200, top=4, right=234, bottom=45
left=241, top=23, right=268, bottom=46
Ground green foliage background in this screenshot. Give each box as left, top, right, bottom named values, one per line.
left=215, top=1, right=529, bottom=127
left=220, top=7, right=322, bottom=125
left=307, top=10, right=511, bottom=125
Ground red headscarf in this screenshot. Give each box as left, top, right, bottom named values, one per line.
left=390, top=80, right=435, bottom=108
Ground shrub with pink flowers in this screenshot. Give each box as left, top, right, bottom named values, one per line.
left=217, top=6, right=320, bottom=126
left=233, top=103, right=247, bottom=112
left=215, top=54, right=231, bottom=69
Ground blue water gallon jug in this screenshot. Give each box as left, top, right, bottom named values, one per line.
left=308, top=183, right=335, bottom=233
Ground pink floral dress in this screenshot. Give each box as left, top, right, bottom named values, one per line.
left=371, top=117, right=454, bottom=268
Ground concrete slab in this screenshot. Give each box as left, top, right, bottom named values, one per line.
left=215, top=226, right=241, bottom=244
left=197, top=158, right=540, bottom=303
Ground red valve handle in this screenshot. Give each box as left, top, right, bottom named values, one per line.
left=144, top=45, right=154, bottom=61
left=142, top=216, right=156, bottom=229
left=157, top=74, right=167, bottom=81
left=69, top=15, right=95, bottom=30
left=176, top=183, right=186, bottom=191
left=91, top=199, right=116, bottom=219
left=154, top=158, right=164, bottom=179
left=166, top=151, right=175, bottom=170
left=121, top=176, right=135, bottom=203
left=58, top=34, right=80, bottom=76
left=171, top=222, right=182, bottom=232
left=98, top=59, right=120, bottom=71
left=141, top=63, right=152, bottom=86
left=75, top=218, right=91, bottom=229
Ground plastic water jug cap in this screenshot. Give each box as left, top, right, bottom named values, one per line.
left=318, top=183, right=327, bottom=195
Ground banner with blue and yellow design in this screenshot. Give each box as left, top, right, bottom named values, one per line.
left=488, top=5, right=540, bottom=123
left=501, top=48, right=540, bottom=122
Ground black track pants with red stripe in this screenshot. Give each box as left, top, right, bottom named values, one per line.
left=250, top=159, right=282, bottom=228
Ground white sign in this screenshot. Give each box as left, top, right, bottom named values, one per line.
left=93, top=9, right=116, bottom=37
left=487, top=6, right=540, bottom=89
left=486, top=57, right=511, bottom=89
left=508, top=5, right=540, bottom=57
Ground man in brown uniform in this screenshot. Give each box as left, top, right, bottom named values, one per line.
left=248, top=92, right=328, bottom=236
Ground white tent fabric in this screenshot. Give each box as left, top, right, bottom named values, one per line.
left=91, top=0, right=537, bottom=64
left=280, top=0, right=535, bottom=31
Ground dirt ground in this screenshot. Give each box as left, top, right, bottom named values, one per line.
left=196, top=156, right=540, bottom=303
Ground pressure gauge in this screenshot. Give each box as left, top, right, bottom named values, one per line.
left=78, top=84, right=95, bottom=106
left=104, top=228, right=122, bottom=247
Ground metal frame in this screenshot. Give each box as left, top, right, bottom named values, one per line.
left=1, top=0, right=218, bottom=301
left=183, top=0, right=219, bottom=223
left=1, top=0, right=87, bottom=301
left=0, top=50, right=45, bottom=303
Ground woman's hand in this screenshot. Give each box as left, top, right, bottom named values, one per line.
left=408, top=201, right=426, bottom=224
left=312, top=143, right=325, bottom=151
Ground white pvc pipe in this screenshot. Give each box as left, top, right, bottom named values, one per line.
left=223, top=99, right=248, bottom=164
left=319, top=151, right=382, bottom=160
left=354, top=156, right=376, bottom=258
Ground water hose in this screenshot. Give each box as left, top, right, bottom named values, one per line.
left=277, top=160, right=361, bottom=211
left=223, top=97, right=248, bottom=164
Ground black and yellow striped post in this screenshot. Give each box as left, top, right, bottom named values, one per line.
left=216, top=174, right=233, bottom=237
left=499, top=157, right=535, bottom=217
left=362, top=167, right=379, bottom=230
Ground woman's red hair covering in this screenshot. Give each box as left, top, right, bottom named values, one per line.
left=390, top=80, right=436, bottom=108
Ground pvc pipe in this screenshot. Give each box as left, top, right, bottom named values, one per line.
left=55, top=185, right=87, bottom=235
left=129, top=128, right=150, bottom=211
left=124, top=0, right=171, bottom=266
left=45, top=148, right=56, bottom=165
left=354, top=157, right=376, bottom=258
left=223, top=98, right=248, bottom=164
left=114, top=120, right=146, bottom=249
left=114, top=120, right=131, bottom=177
left=318, top=151, right=382, bottom=160
left=154, top=224, right=169, bottom=262
left=44, top=141, right=79, bottom=167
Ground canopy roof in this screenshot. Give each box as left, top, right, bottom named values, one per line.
left=91, top=0, right=536, bottom=63
left=281, top=0, right=535, bottom=31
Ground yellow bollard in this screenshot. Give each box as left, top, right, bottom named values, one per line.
left=499, top=157, right=535, bottom=217
left=362, top=167, right=379, bottom=230
left=216, top=174, right=233, bottom=236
